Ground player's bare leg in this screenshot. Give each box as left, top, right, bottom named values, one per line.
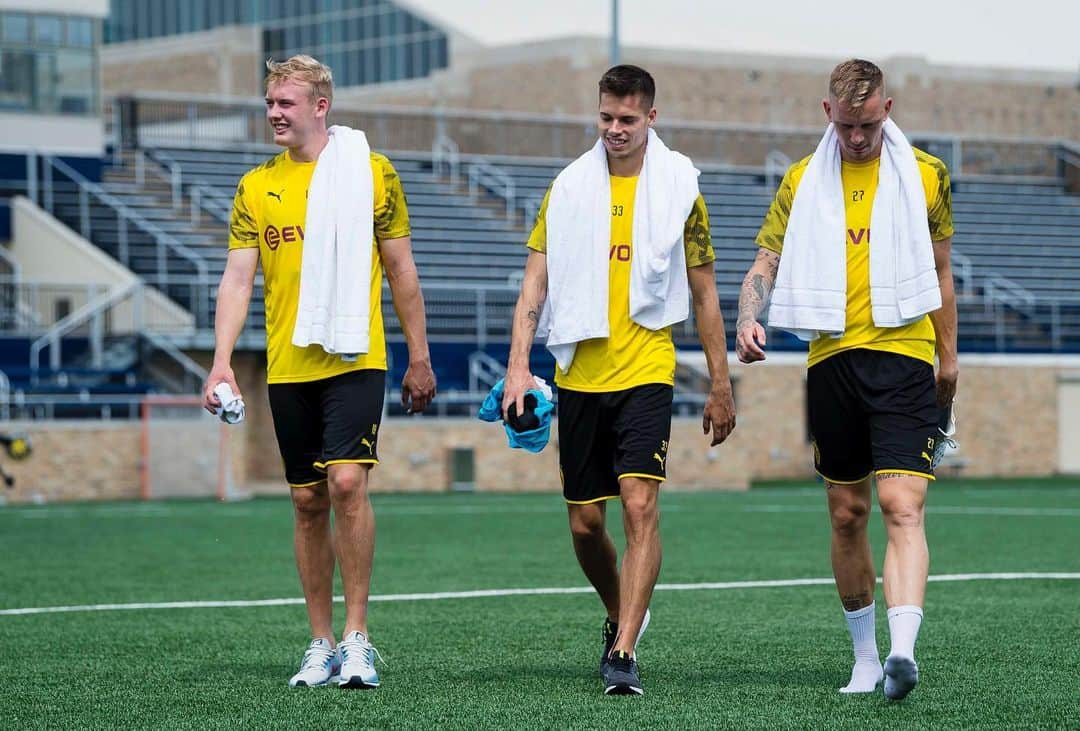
left=827, top=476, right=883, bottom=693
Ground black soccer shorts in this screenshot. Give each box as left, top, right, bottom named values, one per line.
left=267, top=369, right=386, bottom=487
left=557, top=383, right=673, bottom=504
left=807, top=348, right=939, bottom=484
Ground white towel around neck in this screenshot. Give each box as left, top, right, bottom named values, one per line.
left=767, top=118, right=942, bottom=341
left=537, top=129, right=700, bottom=372
left=291, top=125, right=375, bottom=359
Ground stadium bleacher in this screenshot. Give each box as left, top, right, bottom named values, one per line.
left=20, top=139, right=1080, bottom=401
left=141, top=145, right=1080, bottom=351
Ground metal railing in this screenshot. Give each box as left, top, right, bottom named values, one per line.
left=765, top=149, right=792, bottom=191
left=467, top=351, right=506, bottom=393
left=27, top=281, right=200, bottom=381
left=107, top=94, right=1071, bottom=176
left=188, top=183, right=232, bottom=226
left=984, top=275, right=1035, bottom=317
left=0, top=276, right=100, bottom=334
left=135, top=149, right=182, bottom=211
left=33, top=153, right=212, bottom=325
left=30, top=281, right=141, bottom=372
left=1057, top=141, right=1080, bottom=193
left=951, top=250, right=975, bottom=300
left=3, top=392, right=146, bottom=421
left=432, top=133, right=461, bottom=184
left=467, top=161, right=516, bottom=221
left=521, top=195, right=543, bottom=226
left=146, top=148, right=234, bottom=226
left=24, top=273, right=1065, bottom=355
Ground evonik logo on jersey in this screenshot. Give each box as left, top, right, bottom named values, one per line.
left=847, top=228, right=870, bottom=246
left=264, top=224, right=304, bottom=250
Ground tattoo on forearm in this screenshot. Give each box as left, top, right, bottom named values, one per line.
left=737, top=275, right=769, bottom=330
left=737, top=250, right=779, bottom=331
left=518, top=299, right=542, bottom=339
left=841, top=592, right=872, bottom=612
left=751, top=274, right=765, bottom=302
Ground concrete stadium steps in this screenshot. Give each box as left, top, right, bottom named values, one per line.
left=38, top=144, right=1079, bottom=352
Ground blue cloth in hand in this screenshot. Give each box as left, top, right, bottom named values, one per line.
left=477, top=378, right=554, bottom=453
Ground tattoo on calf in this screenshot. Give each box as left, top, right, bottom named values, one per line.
left=841, top=592, right=872, bottom=612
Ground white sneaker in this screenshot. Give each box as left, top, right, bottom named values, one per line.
left=932, top=400, right=958, bottom=469
left=288, top=638, right=341, bottom=687
left=338, top=630, right=381, bottom=689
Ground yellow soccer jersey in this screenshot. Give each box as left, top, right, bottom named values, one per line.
left=528, top=177, right=715, bottom=392
left=755, top=148, right=953, bottom=367
left=228, top=150, right=410, bottom=383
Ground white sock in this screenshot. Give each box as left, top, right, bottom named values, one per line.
left=887, top=605, right=923, bottom=660
left=839, top=603, right=882, bottom=693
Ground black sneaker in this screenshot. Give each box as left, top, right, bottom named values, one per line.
left=602, top=650, right=643, bottom=695
left=600, top=618, right=618, bottom=674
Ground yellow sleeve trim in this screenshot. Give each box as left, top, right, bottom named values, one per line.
left=874, top=469, right=936, bottom=482
left=378, top=227, right=411, bottom=241
left=525, top=185, right=553, bottom=253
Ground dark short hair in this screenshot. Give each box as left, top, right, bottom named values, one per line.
left=598, top=65, right=656, bottom=109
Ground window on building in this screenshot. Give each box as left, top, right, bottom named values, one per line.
left=66, top=18, right=93, bottom=47
left=0, top=50, right=35, bottom=110
left=2, top=14, right=30, bottom=43
left=34, top=16, right=63, bottom=45
left=0, top=12, right=98, bottom=116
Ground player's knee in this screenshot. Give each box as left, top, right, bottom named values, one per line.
left=327, top=467, right=369, bottom=503
left=291, top=487, right=330, bottom=520
left=879, top=499, right=924, bottom=529
left=830, top=501, right=870, bottom=537
left=568, top=506, right=606, bottom=541
left=621, top=491, right=658, bottom=531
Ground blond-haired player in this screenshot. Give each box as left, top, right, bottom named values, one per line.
left=737, top=59, right=958, bottom=700
left=203, top=55, right=436, bottom=689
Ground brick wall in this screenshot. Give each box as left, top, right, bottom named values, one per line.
left=101, top=26, right=262, bottom=98
left=102, top=36, right=1078, bottom=143
left=2, top=358, right=1073, bottom=504
left=340, top=52, right=1079, bottom=141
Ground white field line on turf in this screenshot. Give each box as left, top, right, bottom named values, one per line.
left=2, top=573, right=1078, bottom=617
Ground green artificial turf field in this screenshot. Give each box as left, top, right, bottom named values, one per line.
left=1, top=479, right=1077, bottom=729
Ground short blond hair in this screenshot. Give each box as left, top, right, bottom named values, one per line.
left=828, top=59, right=884, bottom=109
left=265, top=55, right=333, bottom=106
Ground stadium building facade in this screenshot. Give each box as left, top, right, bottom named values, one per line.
left=104, top=0, right=455, bottom=93
left=0, top=0, right=108, bottom=157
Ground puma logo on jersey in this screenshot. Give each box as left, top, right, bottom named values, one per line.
left=921, top=451, right=933, bottom=466
left=361, top=437, right=375, bottom=453
left=267, top=189, right=284, bottom=202
left=653, top=452, right=666, bottom=471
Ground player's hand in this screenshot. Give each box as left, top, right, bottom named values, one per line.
left=502, top=365, right=536, bottom=422
left=402, top=358, right=437, bottom=414
left=735, top=320, right=767, bottom=363
left=203, top=363, right=240, bottom=415
left=936, top=357, right=958, bottom=408
left=702, top=381, right=736, bottom=446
